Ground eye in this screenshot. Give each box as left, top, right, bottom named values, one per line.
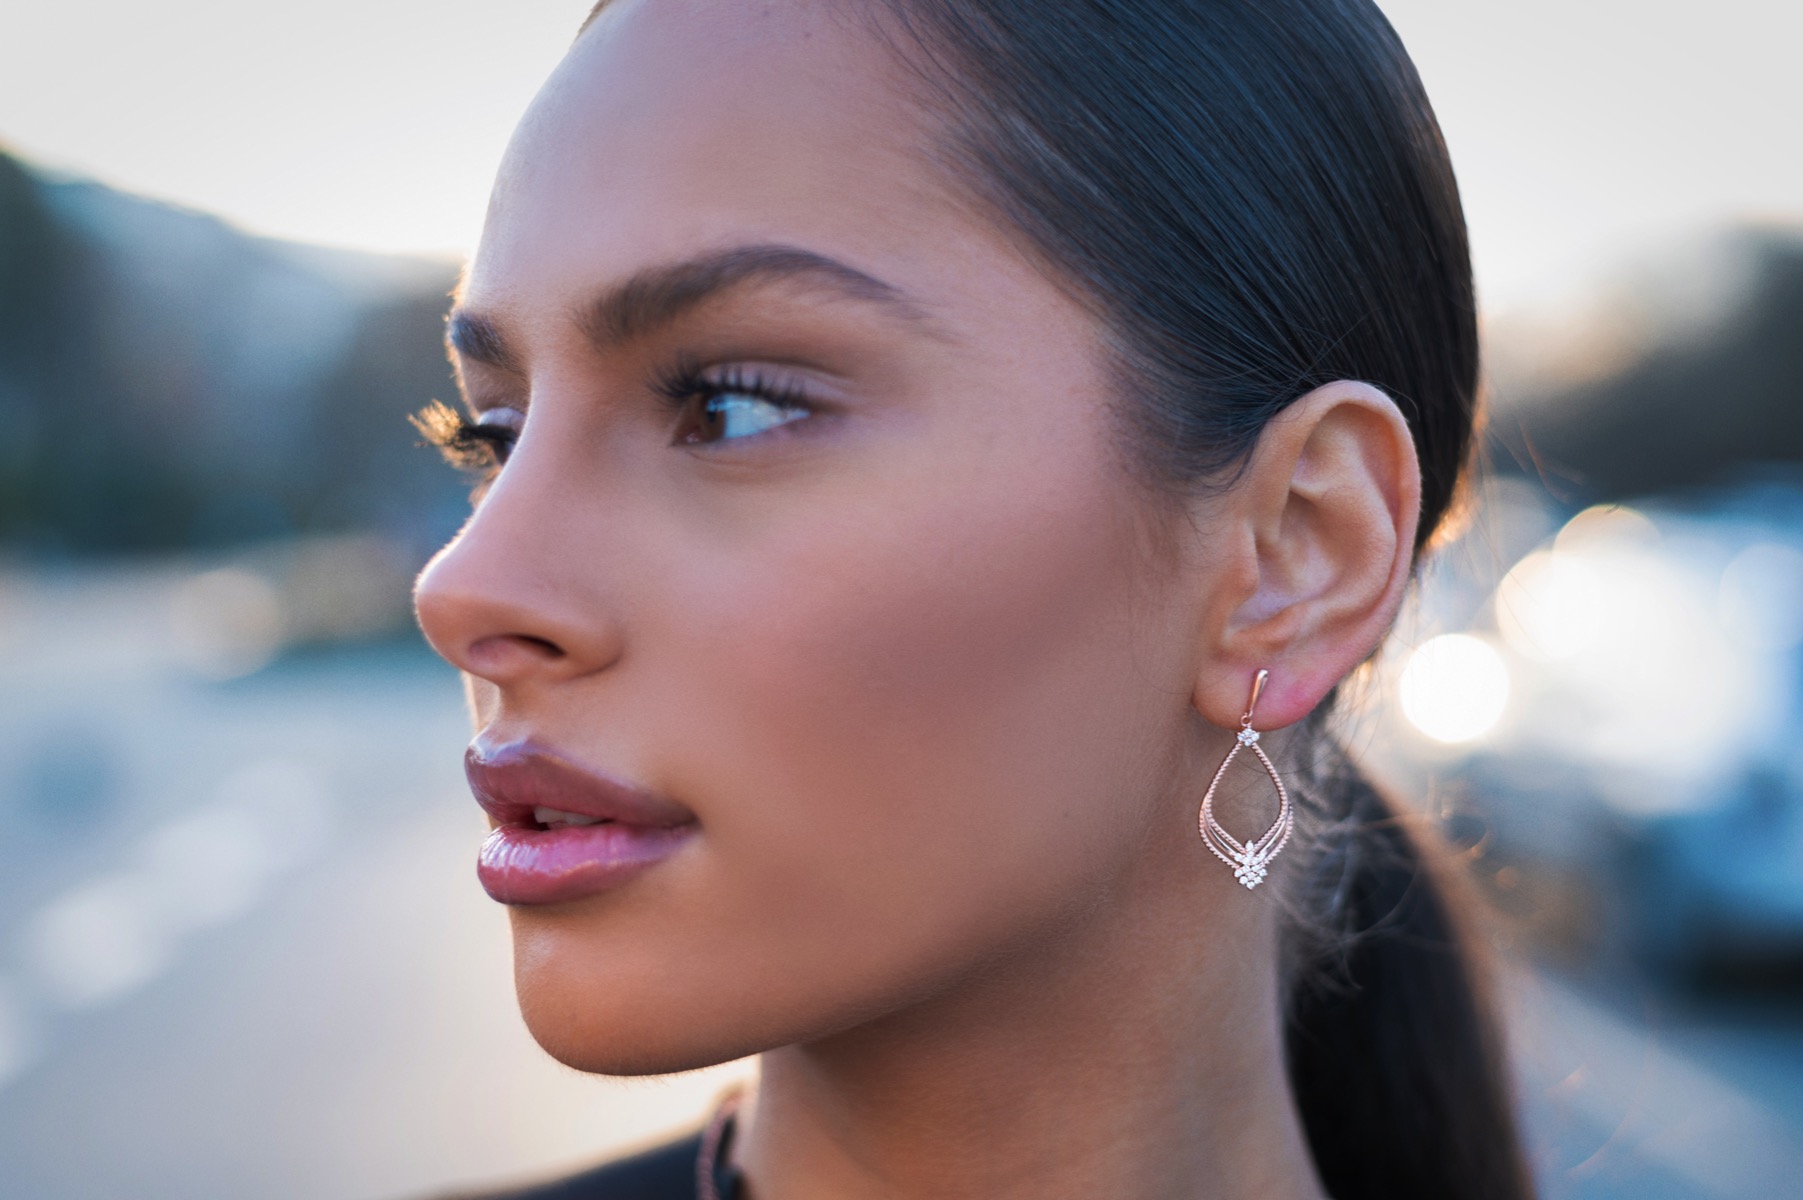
left=659, top=363, right=815, bottom=446
left=681, top=392, right=809, bottom=444
left=469, top=406, right=526, bottom=465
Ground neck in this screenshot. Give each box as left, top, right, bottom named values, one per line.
left=733, top=836, right=1326, bottom=1200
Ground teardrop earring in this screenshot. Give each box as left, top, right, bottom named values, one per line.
left=1198, top=669, right=1294, bottom=889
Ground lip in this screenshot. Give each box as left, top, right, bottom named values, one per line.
left=465, top=740, right=697, bottom=906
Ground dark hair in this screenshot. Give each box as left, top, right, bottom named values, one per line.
left=579, top=1, right=1527, bottom=1194
left=865, top=2, right=1528, bottom=1197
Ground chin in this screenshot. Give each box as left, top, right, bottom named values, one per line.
left=506, top=923, right=789, bottom=1077
left=514, top=972, right=769, bottom=1076
left=522, top=1011, right=754, bottom=1078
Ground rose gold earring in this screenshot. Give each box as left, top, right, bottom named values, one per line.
left=1198, top=668, right=1294, bottom=889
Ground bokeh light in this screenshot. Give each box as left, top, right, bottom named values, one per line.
left=1718, top=541, right=1803, bottom=651
left=1487, top=509, right=1770, bottom=786
left=1399, top=633, right=1511, bottom=744
left=1553, top=503, right=1661, bottom=553
left=1495, top=550, right=1605, bottom=662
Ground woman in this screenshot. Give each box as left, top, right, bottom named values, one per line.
left=412, top=0, right=1531, bottom=1197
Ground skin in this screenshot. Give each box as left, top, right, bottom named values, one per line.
left=412, top=2, right=1422, bottom=1198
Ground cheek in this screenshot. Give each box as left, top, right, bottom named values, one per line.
left=643, top=448, right=1189, bottom=1012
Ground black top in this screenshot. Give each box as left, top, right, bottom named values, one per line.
left=430, top=1120, right=742, bottom=1200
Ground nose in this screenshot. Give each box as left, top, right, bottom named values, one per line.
left=414, top=474, right=625, bottom=690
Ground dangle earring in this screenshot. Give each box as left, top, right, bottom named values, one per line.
left=1198, top=668, right=1294, bottom=889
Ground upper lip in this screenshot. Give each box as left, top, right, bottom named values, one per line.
left=465, top=740, right=697, bottom=829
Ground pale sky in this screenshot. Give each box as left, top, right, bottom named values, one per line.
left=2, top=0, right=1798, bottom=314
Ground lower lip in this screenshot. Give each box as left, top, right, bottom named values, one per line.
left=476, top=823, right=695, bottom=906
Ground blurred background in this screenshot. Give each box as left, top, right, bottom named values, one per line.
left=1, top=1, right=1799, bottom=1196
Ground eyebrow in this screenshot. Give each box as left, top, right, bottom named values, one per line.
left=446, top=243, right=929, bottom=371
left=446, top=309, right=519, bottom=372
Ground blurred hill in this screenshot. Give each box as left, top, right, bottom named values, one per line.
left=1487, top=227, right=1803, bottom=503
left=0, top=149, right=467, bottom=557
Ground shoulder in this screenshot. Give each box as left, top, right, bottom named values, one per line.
left=426, top=1132, right=703, bottom=1200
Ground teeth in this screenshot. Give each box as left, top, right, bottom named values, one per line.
left=533, top=806, right=606, bottom=828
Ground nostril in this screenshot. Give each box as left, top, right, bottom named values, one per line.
left=465, top=632, right=570, bottom=679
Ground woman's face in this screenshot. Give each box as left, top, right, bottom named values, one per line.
left=414, top=0, right=1221, bottom=1072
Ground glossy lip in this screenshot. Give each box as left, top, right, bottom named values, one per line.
left=466, top=740, right=698, bottom=906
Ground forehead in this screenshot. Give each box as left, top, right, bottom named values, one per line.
left=466, top=0, right=955, bottom=314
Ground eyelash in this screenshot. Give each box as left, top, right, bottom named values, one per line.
left=412, top=401, right=516, bottom=481
left=652, top=358, right=816, bottom=444
left=413, top=362, right=817, bottom=483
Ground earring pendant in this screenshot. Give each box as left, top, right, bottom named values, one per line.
left=1198, top=669, right=1294, bottom=889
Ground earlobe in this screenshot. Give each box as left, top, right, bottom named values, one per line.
left=1197, top=381, right=1421, bottom=730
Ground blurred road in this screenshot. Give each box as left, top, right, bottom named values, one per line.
left=1, top=559, right=1799, bottom=1199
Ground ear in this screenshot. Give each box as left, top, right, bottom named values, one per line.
left=1192, top=381, right=1421, bottom=731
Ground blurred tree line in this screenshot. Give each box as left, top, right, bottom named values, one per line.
left=1491, top=229, right=1803, bottom=503
left=0, top=148, right=467, bottom=558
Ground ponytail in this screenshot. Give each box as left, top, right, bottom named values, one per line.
left=1284, top=743, right=1533, bottom=1199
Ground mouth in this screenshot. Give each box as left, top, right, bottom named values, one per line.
left=465, top=739, right=698, bottom=906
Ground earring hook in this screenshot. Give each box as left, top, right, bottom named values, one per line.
left=1240, top=668, right=1269, bottom=730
